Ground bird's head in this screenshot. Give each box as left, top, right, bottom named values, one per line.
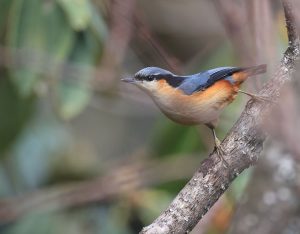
left=122, top=67, right=180, bottom=93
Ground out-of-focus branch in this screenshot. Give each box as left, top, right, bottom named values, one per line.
left=266, top=85, right=300, bottom=159
left=248, top=0, right=276, bottom=89
left=94, top=0, right=136, bottom=89
left=229, top=141, right=300, bottom=234
left=94, top=0, right=183, bottom=88
left=134, top=14, right=183, bottom=74
left=213, top=0, right=260, bottom=92
left=140, top=1, right=299, bottom=233
left=214, top=0, right=276, bottom=91
left=213, top=0, right=255, bottom=65
left=0, top=156, right=198, bottom=224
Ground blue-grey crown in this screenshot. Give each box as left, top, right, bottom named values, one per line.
left=134, top=67, right=174, bottom=81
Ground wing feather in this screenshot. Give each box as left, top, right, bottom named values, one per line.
left=178, top=67, right=240, bottom=95
left=177, top=65, right=266, bottom=95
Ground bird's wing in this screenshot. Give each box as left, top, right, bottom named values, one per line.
left=178, top=67, right=241, bottom=95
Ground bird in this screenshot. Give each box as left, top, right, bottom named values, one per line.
left=122, top=64, right=267, bottom=166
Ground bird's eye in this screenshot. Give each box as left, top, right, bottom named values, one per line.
left=147, top=75, right=154, bottom=81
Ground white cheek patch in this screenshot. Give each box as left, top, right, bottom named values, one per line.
left=138, top=80, right=158, bottom=92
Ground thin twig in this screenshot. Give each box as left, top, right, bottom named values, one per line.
left=213, top=0, right=255, bottom=65
left=95, top=0, right=136, bottom=88
left=134, top=13, right=183, bottom=74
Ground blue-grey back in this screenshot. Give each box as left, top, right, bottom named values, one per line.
left=178, top=67, right=240, bottom=95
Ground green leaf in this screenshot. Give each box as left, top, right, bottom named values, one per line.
left=0, top=71, right=35, bottom=155
left=11, top=115, right=71, bottom=187
left=89, top=4, right=108, bottom=43
left=6, top=0, right=75, bottom=96
left=0, top=0, right=13, bottom=36
left=55, top=77, right=91, bottom=120
left=54, top=31, right=100, bottom=119
left=42, top=3, right=75, bottom=61
left=53, top=2, right=108, bottom=119
left=6, top=0, right=107, bottom=118
left=56, top=0, right=92, bottom=31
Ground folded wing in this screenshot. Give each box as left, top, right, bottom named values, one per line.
left=178, top=65, right=266, bottom=95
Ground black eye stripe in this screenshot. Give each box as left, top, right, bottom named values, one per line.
left=135, top=75, right=156, bottom=81
left=134, top=74, right=184, bottom=87
left=147, top=75, right=155, bottom=81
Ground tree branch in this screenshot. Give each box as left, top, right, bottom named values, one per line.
left=140, top=0, right=299, bottom=233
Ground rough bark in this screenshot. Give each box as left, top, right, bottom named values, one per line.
left=140, top=0, right=299, bottom=233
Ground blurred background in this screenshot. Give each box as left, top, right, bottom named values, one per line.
left=0, top=0, right=300, bottom=233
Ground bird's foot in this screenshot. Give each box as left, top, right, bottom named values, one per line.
left=238, top=90, right=274, bottom=103
left=214, top=141, right=229, bottom=168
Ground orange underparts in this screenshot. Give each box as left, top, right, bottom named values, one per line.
left=157, top=79, right=239, bottom=108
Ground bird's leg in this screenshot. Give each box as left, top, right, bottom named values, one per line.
left=206, top=124, right=229, bottom=167
left=238, top=90, right=273, bottom=102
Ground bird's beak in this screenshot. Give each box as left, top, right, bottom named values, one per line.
left=121, top=77, right=136, bottom=83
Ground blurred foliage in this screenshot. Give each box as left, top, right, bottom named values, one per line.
left=0, top=0, right=12, bottom=34
left=57, top=0, right=92, bottom=31
left=151, top=119, right=205, bottom=158
left=5, top=0, right=107, bottom=119
left=0, top=74, right=34, bottom=154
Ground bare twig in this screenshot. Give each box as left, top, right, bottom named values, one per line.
left=134, top=14, right=183, bottom=74
left=213, top=0, right=255, bottom=65
left=265, top=85, right=300, bottom=159
left=95, top=0, right=136, bottom=89
left=140, top=0, right=299, bottom=233
left=248, top=0, right=276, bottom=89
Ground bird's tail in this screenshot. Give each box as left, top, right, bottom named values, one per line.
left=242, top=64, right=267, bottom=76
left=232, top=64, right=267, bottom=83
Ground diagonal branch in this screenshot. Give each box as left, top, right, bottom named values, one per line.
left=140, top=0, right=299, bottom=233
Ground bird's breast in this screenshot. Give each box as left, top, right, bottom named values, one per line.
left=152, top=79, right=239, bottom=125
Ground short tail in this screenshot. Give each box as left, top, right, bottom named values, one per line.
left=232, top=64, right=267, bottom=83
left=242, top=64, right=267, bottom=76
